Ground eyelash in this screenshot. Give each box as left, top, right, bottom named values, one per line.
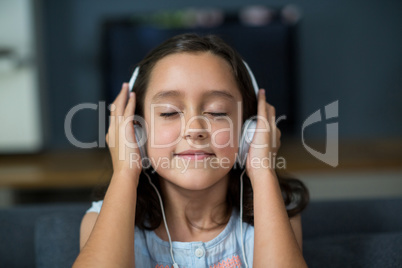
left=160, top=112, right=178, bottom=118
left=160, top=112, right=228, bottom=118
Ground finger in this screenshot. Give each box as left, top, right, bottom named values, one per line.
left=252, top=89, right=271, bottom=147
left=257, top=89, right=267, bottom=123
left=256, top=89, right=271, bottom=136
left=265, top=102, right=281, bottom=150
left=266, top=103, right=277, bottom=131
left=124, top=92, right=136, bottom=118
left=275, top=128, right=281, bottom=149
left=114, top=83, right=129, bottom=116
left=266, top=102, right=276, bottom=119
left=105, top=132, right=115, bottom=148
left=107, top=114, right=116, bottom=148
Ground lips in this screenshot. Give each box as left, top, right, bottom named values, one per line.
left=175, top=150, right=214, bottom=156
left=174, top=150, right=215, bottom=160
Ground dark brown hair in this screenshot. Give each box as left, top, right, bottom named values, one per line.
left=98, top=33, right=309, bottom=230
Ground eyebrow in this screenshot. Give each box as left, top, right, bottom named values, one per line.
left=151, top=90, right=236, bottom=102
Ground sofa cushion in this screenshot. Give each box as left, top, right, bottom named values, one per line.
left=303, top=231, right=402, bottom=268
left=0, top=204, right=88, bottom=268
left=302, top=198, right=402, bottom=239
left=35, top=212, right=83, bottom=268
left=0, top=207, right=38, bottom=268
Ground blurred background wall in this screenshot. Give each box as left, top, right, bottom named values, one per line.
left=1, top=0, right=400, bottom=150
left=0, top=0, right=42, bottom=152
left=34, top=0, right=402, bottom=149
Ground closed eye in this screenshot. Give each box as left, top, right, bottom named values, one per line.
left=206, top=112, right=228, bottom=117
left=160, top=112, right=179, bottom=117
left=160, top=112, right=228, bottom=118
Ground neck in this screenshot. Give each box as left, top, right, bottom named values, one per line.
left=156, top=174, right=231, bottom=242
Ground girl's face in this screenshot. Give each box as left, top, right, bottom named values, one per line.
left=143, top=52, right=243, bottom=191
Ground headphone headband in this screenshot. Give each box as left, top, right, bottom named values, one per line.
left=242, top=61, right=259, bottom=96
left=128, top=66, right=140, bottom=92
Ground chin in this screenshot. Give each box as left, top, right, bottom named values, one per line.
left=158, top=168, right=230, bottom=191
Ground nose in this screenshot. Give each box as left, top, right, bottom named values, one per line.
left=183, top=115, right=209, bottom=141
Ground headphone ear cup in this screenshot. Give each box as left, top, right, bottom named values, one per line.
left=134, top=124, right=150, bottom=168
left=237, top=119, right=257, bottom=167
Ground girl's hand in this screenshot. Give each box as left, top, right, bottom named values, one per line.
left=245, top=89, right=281, bottom=184
left=106, top=83, right=142, bottom=181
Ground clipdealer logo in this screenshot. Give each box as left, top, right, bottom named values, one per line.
left=301, top=100, right=339, bottom=167
left=64, top=100, right=339, bottom=167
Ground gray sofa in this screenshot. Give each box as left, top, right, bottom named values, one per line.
left=1, top=198, right=401, bottom=268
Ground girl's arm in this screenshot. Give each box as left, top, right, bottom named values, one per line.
left=74, top=172, right=139, bottom=267
left=251, top=170, right=306, bottom=267
left=247, top=89, right=307, bottom=267
left=73, top=84, right=141, bottom=268
left=290, top=213, right=303, bottom=251
left=79, top=212, right=99, bottom=250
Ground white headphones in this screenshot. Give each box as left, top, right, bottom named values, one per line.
left=128, top=60, right=259, bottom=268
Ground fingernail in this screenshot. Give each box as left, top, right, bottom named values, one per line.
left=260, top=89, right=265, bottom=95
left=130, top=92, right=134, bottom=98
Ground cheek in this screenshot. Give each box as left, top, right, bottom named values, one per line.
left=155, top=127, right=178, bottom=144
left=212, top=129, right=234, bottom=147
left=149, top=120, right=182, bottom=145
left=211, top=122, right=240, bottom=154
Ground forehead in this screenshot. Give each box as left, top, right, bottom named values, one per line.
left=145, top=52, right=242, bottom=102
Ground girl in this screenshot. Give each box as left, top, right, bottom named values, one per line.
left=73, top=33, right=309, bottom=268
